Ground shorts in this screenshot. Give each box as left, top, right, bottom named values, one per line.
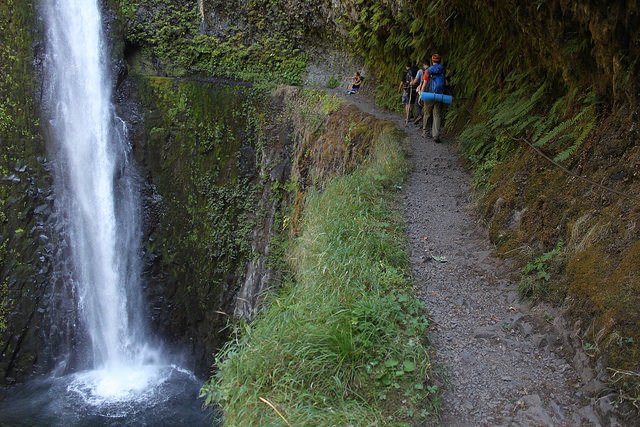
left=402, top=90, right=415, bottom=105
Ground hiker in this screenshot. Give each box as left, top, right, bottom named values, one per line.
left=420, top=53, right=446, bottom=143
left=412, top=60, right=430, bottom=124
left=399, top=63, right=415, bottom=125
left=347, top=71, right=363, bottom=94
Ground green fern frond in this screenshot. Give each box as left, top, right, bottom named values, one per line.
left=534, top=116, right=575, bottom=147
left=553, top=121, right=595, bottom=162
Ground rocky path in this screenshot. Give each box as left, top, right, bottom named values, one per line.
left=333, top=90, right=618, bottom=426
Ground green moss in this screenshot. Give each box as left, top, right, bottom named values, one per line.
left=565, top=239, right=640, bottom=371
left=0, top=0, right=42, bottom=337
left=134, top=76, right=269, bottom=347
left=116, top=0, right=311, bottom=86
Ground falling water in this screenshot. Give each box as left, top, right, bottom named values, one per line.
left=42, top=0, right=161, bottom=397
left=0, top=1, right=212, bottom=423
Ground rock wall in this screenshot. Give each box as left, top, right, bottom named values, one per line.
left=0, top=0, right=60, bottom=384
left=118, top=67, right=292, bottom=374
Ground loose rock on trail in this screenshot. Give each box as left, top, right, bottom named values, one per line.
left=335, top=90, right=622, bottom=426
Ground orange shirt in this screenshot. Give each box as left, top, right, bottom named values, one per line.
left=420, top=71, right=429, bottom=92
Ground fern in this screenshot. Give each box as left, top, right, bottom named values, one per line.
left=534, top=115, right=577, bottom=147
left=531, top=93, right=595, bottom=162
left=554, top=120, right=594, bottom=162
left=488, top=84, right=545, bottom=131
left=512, top=114, right=542, bottom=135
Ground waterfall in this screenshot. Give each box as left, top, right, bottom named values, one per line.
left=0, top=1, right=211, bottom=422
left=43, top=0, right=161, bottom=398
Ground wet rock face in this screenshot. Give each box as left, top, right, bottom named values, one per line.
left=0, top=162, right=56, bottom=385
left=0, top=0, right=60, bottom=385
left=118, top=69, right=292, bottom=375
left=234, top=122, right=291, bottom=319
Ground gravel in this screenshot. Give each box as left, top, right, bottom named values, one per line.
left=332, top=90, right=621, bottom=426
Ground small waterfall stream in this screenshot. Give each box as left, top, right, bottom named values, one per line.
left=0, top=0, right=211, bottom=424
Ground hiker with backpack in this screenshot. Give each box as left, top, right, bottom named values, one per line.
left=420, top=54, right=446, bottom=143
left=411, top=60, right=430, bottom=124
left=399, top=63, right=416, bottom=125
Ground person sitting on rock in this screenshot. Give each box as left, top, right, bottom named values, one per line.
left=347, top=71, right=363, bottom=94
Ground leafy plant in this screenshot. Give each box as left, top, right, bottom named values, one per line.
left=533, top=93, right=596, bottom=162
left=431, top=255, right=448, bottom=263
left=117, top=0, right=313, bottom=87
left=326, top=75, right=341, bottom=89
left=518, top=240, right=565, bottom=300
left=459, top=81, right=547, bottom=187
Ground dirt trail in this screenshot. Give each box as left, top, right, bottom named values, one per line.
left=333, top=90, right=619, bottom=426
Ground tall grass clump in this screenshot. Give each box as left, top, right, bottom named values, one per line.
left=201, top=123, right=438, bottom=425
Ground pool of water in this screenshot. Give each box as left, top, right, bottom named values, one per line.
left=0, top=365, right=217, bottom=426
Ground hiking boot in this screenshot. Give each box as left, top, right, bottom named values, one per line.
left=434, top=136, right=441, bottom=143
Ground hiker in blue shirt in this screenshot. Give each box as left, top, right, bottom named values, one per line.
left=419, top=54, right=446, bottom=143
left=411, top=60, right=430, bottom=124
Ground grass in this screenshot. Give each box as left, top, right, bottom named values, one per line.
left=326, top=75, right=341, bottom=89
left=518, top=240, right=565, bottom=301
left=201, top=113, right=438, bottom=425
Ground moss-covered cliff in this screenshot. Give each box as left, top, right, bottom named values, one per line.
left=123, top=73, right=291, bottom=373
left=116, top=0, right=321, bottom=85
left=0, top=0, right=58, bottom=384
left=1, top=0, right=298, bottom=383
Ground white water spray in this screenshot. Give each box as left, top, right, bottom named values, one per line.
left=44, top=0, right=163, bottom=399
